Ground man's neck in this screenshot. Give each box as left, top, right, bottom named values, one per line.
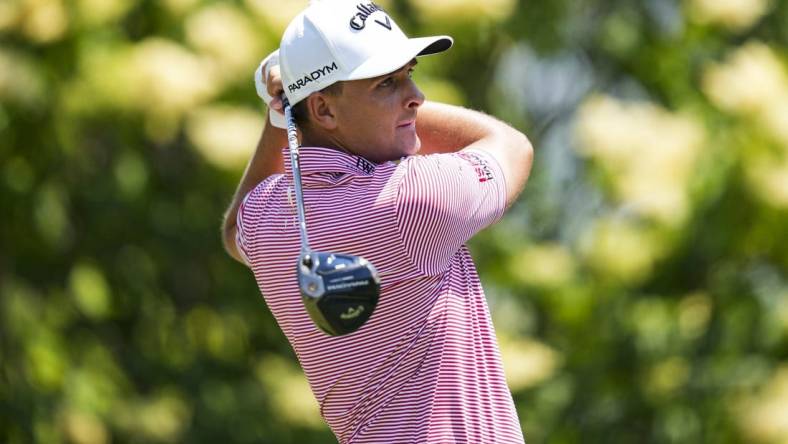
left=300, top=130, right=355, bottom=157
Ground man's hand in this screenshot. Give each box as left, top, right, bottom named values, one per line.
left=266, top=64, right=285, bottom=117
left=255, top=51, right=287, bottom=128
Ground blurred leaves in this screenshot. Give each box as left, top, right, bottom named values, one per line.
left=2, top=0, right=788, bottom=443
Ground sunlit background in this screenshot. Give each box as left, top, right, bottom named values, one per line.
left=2, top=0, right=787, bottom=442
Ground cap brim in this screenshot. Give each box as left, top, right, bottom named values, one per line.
left=346, top=35, right=453, bottom=81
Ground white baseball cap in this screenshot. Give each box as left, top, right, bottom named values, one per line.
left=280, top=0, right=453, bottom=105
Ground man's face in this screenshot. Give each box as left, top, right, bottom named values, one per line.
left=330, top=60, right=424, bottom=163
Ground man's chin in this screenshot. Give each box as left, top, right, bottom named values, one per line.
left=377, top=136, right=420, bottom=162
left=403, top=136, right=421, bottom=157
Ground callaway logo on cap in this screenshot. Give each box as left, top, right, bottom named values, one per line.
left=349, top=2, right=391, bottom=30
left=279, top=0, right=453, bottom=105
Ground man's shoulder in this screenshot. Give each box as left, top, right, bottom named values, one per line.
left=243, top=173, right=286, bottom=206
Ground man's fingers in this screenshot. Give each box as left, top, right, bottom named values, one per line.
left=267, top=65, right=283, bottom=99
left=262, top=63, right=284, bottom=114
left=270, top=97, right=283, bottom=111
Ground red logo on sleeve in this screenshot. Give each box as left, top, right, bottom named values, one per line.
left=458, top=152, right=494, bottom=182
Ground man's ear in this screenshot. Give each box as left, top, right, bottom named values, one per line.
left=306, top=93, right=338, bottom=130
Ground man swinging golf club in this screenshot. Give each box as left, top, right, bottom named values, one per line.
left=222, top=0, right=533, bottom=442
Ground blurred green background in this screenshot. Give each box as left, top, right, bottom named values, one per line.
left=2, top=0, right=788, bottom=442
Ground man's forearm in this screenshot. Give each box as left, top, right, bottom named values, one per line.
left=221, top=115, right=287, bottom=258
left=416, top=101, right=512, bottom=155
left=415, top=100, right=534, bottom=208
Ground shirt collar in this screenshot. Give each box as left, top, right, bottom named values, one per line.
left=282, top=146, right=379, bottom=179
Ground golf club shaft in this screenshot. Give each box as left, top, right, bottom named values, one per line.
left=282, top=98, right=311, bottom=254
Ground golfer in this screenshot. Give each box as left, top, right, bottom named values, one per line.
left=222, top=1, right=533, bottom=442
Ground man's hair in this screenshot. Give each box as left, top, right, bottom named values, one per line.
left=292, top=81, right=344, bottom=127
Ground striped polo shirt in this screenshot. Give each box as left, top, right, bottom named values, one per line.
left=237, top=146, right=524, bottom=444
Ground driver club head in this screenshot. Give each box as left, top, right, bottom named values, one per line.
left=297, top=251, right=380, bottom=336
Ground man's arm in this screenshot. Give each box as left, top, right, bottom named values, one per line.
left=416, top=101, right=534, bottom=208
left=221, top=115, right=286, bottom=264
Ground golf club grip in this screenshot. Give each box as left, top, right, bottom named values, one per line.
left=282, top=97, right=311, bottom=252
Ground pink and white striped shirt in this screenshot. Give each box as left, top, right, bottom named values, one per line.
left=237, top=146, right=524, bottom=443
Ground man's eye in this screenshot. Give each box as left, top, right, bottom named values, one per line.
left=407, top=68, right=415, bottom=78
left=379, top=77, right=394, bottom=87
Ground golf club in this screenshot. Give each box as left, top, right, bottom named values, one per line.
left=283, top=97, right=381, bottom=336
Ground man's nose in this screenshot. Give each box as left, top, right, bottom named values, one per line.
left=405, top=79, right=425, bottom=109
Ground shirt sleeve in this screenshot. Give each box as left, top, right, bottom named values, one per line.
left=235, top=174, right=283, bottom=267
left=395, top=150, right=508, bottom=275
left=235, top=189, right=255, bottom=266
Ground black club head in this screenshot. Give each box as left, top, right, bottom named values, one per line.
left=297, top=252, right=380, bottom=336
